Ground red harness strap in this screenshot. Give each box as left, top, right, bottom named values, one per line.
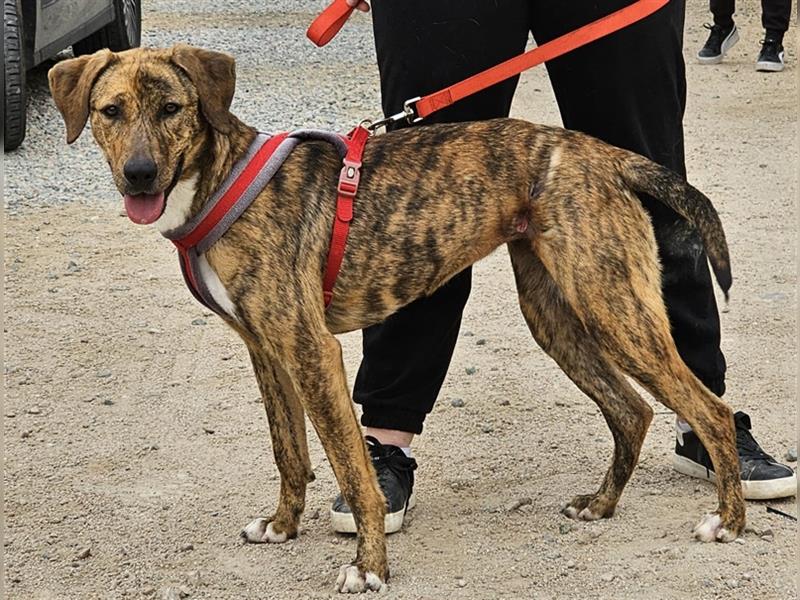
left=322, top=125, right=369, bottom=307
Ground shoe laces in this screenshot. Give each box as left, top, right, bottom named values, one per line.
left=703, top=22, right=728, bottom=45
left=365, top=436, right=417, bottom=487
left=761, top=37, right=782, bottom=52
left=733, top=412, right=772, bottom=462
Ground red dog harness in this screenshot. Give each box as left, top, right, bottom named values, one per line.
left=161, top=126, right=369, bottom=314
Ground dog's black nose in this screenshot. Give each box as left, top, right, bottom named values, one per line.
left=123, top=157, right=158, bottom=191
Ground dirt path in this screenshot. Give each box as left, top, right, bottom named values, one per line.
left=4, top=2, right=797, bottom=599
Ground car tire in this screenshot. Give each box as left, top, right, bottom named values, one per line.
left=73, top=0, right=141, bottom=55
left=4, top=0, right=26, bottom=151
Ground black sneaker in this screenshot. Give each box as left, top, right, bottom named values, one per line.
left=697, top=23, right=739, bottom=64
left=330, top=436, right=417, bottom=534
left=673, top=411, right=797, bottom=500
left=756, top=37, right=785, bottom=72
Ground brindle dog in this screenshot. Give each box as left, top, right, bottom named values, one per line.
left=49, top=45, right=745, bottom=593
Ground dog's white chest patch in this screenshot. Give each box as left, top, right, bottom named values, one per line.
left=155, top=175, right=237, bottom=320
left=156, top=175, right=198, bottom=234
left=196, top=255, right=238, bottom=319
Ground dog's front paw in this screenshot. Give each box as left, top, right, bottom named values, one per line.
left=240, top=517, right=289, bottom=544
left=335, top=564, right=385, bottom=594
left=693, top=512, right=739, bottom=543
left=561, top=494, right=614, bottom=521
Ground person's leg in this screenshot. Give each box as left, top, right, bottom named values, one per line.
left=529, top=0, right=795, bottom=500
left=762, top=0, right=792, bottom=38
left=331, top=1, right=532, bottom=534
left=711, top=0, right=736, bottom=28
left=530, top=0, right=727, bottom=393
left=356, top=0, right=530, bottom=439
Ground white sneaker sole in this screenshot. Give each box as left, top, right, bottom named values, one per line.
left=756, top=52, right=785, bottom=72
left=672, top=454, right=798, bottom=500
left=697, top=26, right=740, bottom=64
left=330, top=492, right=416, bottom=534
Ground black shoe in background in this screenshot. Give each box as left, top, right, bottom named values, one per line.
left=756, top=37, right=785, bottom=72
left=697, top=23, right=739, bottom=64
left=330, top=436, right=417, bottom=534
left=673, top=411, right=797, bottom=500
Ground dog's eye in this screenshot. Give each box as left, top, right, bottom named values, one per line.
left=163, top=102, right=181, bottom=116
left=101, top=105, right=120, bottom=118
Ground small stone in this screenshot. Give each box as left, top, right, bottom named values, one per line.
left=480, top=423, right=493, bottom=433
left=507, top=497, right=532, bottom=511
left=476, top=338, right=486, bottom=346
left=498, top=399, right=510, bottom=406
left=161, top=587, right=183, bottom=600
left=179, top=543, right=194, bottom=552
left=465, top=366, right=477, bottom=375
left=455, top=578, right=467, bottom=588
left=142, top=586, right=156, bottom=596
left=96, top=370, right=112, bottom=379
left=307, top=508, right=320, bottom=520
left=559, top=523, right=572, bottom=535
left=666, top=548, right=682, bottom=560
left=742, top=573, right=752, bottom=581
left=546, top=550, right=561, bottom=560
left=76, top=547, right=91, bottom=560
left=6, top=412, right=15, bottom=418
left=66, top=260, right=81, bottom=273
left=725, top=579, right=740, bottom=590
left=21, top=430, right=32, bottom=439
left=600, top=573, right=616, bottom=583
left=760, top=527, right=774, bottom=542
left=191, top=318, right=207, bottom=326
left=102, top=399, right=115, bottom=406
left=566, top=560, right=576, bottom=568
left=450, top=398, right=465, bottom=408
left=785, top=447, right=797, bottom=462
left=202, top=427, right=215, bottom=435
left=734, top=538, right=746, bottom=545
left=27, top=406, right=41, bottom=415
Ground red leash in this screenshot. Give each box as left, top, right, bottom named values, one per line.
left=308, top=0, right=669, bottom=126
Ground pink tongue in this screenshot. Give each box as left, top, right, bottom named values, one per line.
left=123, top=192, right=166, bottom=225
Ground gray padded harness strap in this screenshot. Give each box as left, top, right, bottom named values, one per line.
left=161, top=129, right=348, bottom=316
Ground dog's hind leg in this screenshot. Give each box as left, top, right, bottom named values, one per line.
left=519, top=183, right=744, bottom=541
left=508, top=240, right=653, bottom=520
left=241, top=346, right=314, bottom=544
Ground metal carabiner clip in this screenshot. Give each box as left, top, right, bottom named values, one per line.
left=366, top=96, right=422, bottom=133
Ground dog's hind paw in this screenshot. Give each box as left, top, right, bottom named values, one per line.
left=240, top=518, right=289, bottom=544
left=693, top=512, right=738, bottom=543
left=335, top=565, right=385, bottom=594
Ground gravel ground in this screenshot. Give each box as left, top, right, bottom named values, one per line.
left=4, top=1, right=798, bottom=599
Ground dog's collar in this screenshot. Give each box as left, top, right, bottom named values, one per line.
left=160, top=127, right=364, bottom=316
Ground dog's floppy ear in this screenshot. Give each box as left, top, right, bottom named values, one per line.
left=171, top=44, right=237, bottom=133
left=48, top=50, right=114, bottom=144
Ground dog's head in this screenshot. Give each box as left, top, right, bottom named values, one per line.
left=48, top=45, right=237, bottom=224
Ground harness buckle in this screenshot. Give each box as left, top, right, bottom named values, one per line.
left=338, top=158, right=361, bottom=197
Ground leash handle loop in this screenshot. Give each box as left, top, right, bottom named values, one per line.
left=306, top=0, right=354, bottom=47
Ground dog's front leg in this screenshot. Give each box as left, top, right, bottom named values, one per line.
left=282, top=326, right=387, bottom=593
left=241, top=344, right=314, bottom=544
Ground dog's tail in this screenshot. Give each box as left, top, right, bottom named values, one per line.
left=619, top=153, right=732, bottom=300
